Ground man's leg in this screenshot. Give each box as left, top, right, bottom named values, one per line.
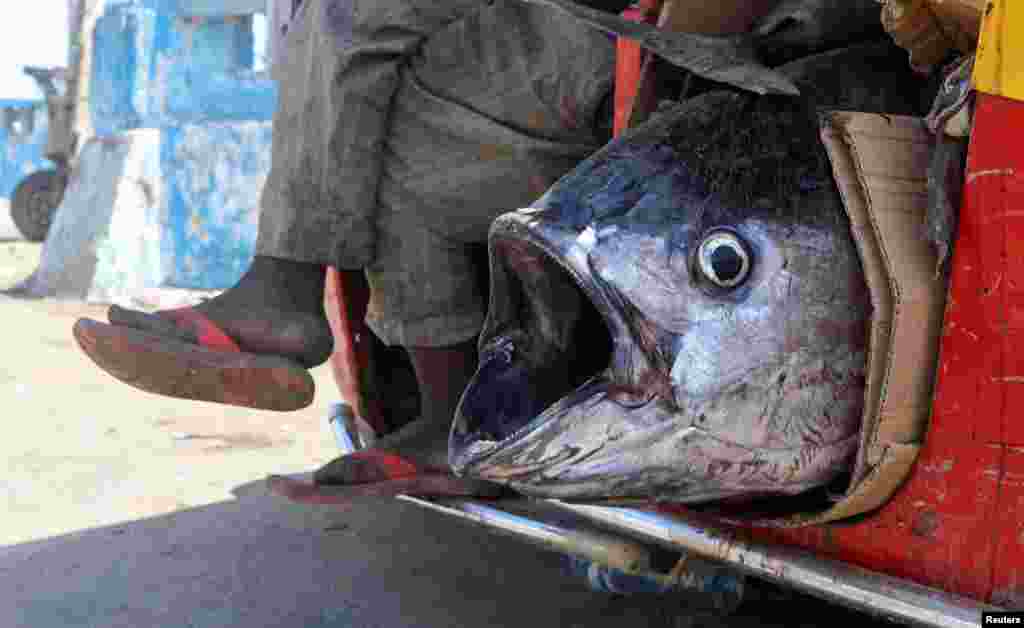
left=73, top=0, right=363, bottom=411
left=309, top=0, right=621, bottom=481
left=314, top=341, right=478, bottom=483
left=94, top=0, right=499, bottom=373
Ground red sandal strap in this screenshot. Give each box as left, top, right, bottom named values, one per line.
left=164, top=307, right=241, bottom=352
left=347, top=450, right=420, bottom=479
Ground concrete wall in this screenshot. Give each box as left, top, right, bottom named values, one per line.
left=86, top=1, right=277, bottom=292
left=160, top=121, right=272, bottom=288
left=89, top=4, right=275, bottom=135
left=146, top=0, right=268, bottom=16
left=24, top=122, right=273, bottom=304
left=28, top=130, right=167, bottom=302
left=25, top=0, right=278, bottom=302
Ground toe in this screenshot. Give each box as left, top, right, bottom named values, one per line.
left=108, top=305, right=197, bottom=344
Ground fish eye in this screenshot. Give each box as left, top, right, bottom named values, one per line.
left=696, top=231, right=751, bottom=288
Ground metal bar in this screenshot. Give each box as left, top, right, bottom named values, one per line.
left=550, top=502, right=998, bottom=628
left=331, top=417, right=723, bottom=593
left=396, top=495, right=656, bottom=576
left=326, top=372, right=987, bottom=624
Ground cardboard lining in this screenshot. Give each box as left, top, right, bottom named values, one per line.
left=758, top=112, right=946, bottom=527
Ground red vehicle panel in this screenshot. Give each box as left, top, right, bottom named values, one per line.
left=746, top=93, right=1024, bottom=607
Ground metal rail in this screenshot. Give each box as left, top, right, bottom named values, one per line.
left=395, top=495, right=657, bottom=576
left=328, top=403, right=996, bottom=626
left=550, top=502, right=999, bottom=628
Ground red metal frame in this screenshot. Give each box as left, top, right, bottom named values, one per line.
left=322, top=7, right=1024, bottom=608
left=613, top=0, right=661, bottom=136
left=325, top=268, right=389, bottom=435
left=745, top=94, right=1024, bottom=606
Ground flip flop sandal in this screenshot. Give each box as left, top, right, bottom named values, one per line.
left=267, top=450, right=503, bottom=506
left=72, top=308, right=316, bottom=412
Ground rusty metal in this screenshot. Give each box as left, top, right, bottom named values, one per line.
left=549, top=502, right=997, bottom=628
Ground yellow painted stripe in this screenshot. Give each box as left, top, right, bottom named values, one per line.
left=973, top=0, right=1024, bottom=101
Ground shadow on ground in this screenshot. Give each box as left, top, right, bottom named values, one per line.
left=3, top=475, right=886, bottom=628
left=0, top=257, right=894, bottom=628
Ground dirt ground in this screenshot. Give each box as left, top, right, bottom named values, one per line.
left=0, top=241, right=896, bottom=628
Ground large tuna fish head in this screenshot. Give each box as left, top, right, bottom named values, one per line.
left=450, top=45, right=929, bottom=504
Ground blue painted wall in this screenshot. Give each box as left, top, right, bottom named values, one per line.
left=144, top=0, right=269, bottom=16
left=0, top=100, right=54, bottom=200
left=90, top=2, right=276, bottom=136
left=160, top=121, right=273, bottom=287
left=84, top=0, right=277, bottom=290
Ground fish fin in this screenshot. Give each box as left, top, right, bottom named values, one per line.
left=520, top=0, right=800, bottom=96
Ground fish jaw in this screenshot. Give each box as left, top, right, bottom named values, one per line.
left=449, top=209, right=648, bottom=474
left=452, top=358, right=860, bottom=502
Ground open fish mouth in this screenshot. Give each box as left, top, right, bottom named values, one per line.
left=451, top=215, right=622, bottom=461
left=443, top=40, right=918, bottom=501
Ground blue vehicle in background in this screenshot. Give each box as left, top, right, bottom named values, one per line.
left=5, top=66, right=75, bottom=241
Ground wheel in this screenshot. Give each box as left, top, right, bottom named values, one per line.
left=11, top=169, right=66, bottom=242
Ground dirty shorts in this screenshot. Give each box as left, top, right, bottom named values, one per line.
left=257, top=0, right=616, bottom=348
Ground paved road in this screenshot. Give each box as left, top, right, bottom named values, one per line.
left=0, top=242, right=893, bottom=628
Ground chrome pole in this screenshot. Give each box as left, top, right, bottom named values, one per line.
left=396, top=495, right=655, bottom=576
left=550, top=502, right=997, bottom=628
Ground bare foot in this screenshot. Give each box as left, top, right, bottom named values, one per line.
left=107, top=256, right=334, bottom=368
left=314, top=415, right=453, bottom=484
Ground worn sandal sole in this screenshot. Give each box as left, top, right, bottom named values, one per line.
left=267, top=473, right=503, bottom=506
left=73, top=318, right=315, bottom=411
